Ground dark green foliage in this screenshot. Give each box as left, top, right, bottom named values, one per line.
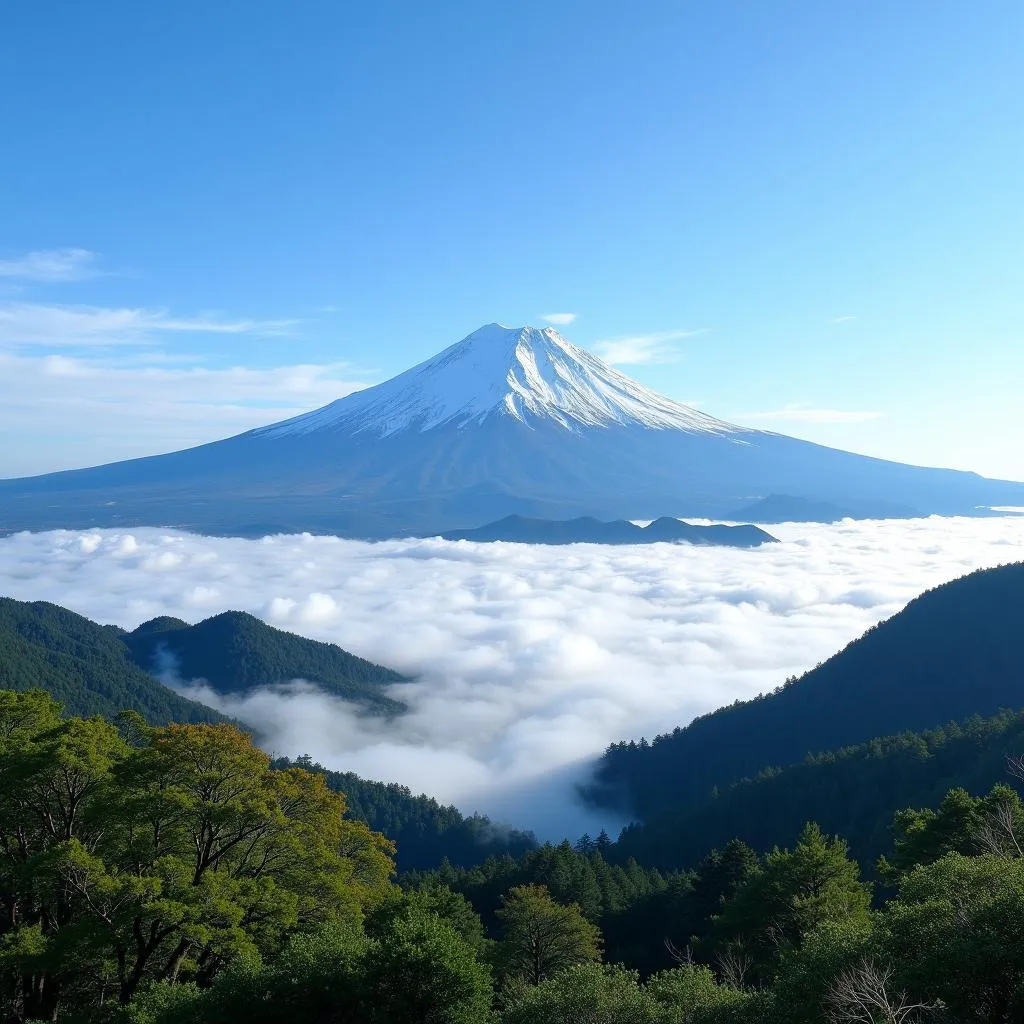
left=614, top=709, right=1024, bottom=872
left=276, top=755, right=538, bottom=871
left=0, top=597, right=225, bottom=724
left=405, top=840, right=683, bottom=976
left=1, top=694, right=1021, bottom=1024
left=765, top=918, right=874, bottom=1024
left=360, top=909, right=493, bottom=1024
left=646, top=963, right=757, bottom=1021
left=709, top=823, right=872, bottom=982
left=123, top=610, right=407, bottom=713
left=124, top=913, right=492, bottom=1024
left=591, top=562, right=1024, bottom=821
left=879, top=854, right=1024, bottom=1022
left=882, top=783, right=1024, bottom=877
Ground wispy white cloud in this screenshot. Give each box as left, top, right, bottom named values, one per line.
left=831, top=315, right=857, bottom=324
left=0, top=248, right=100, bottom=283
left=539, top=312, right=577, bottom=326
left=592, top=329, right=706, bottom=366
left=0, top=302, right=299, bottom=347
left=0, top=517, right=1019, bottom=837
left=740, top=403, right=883, bottom=425
left=0, top=351, right=369, bottom=475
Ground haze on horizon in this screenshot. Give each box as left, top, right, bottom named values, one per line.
left=2, top=2, right=1023, bottom=482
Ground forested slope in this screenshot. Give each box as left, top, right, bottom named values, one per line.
left=0, top=598, right=226, bottom=724
left=612, top=708, right=1024, bottom=871
left=124, top=610, right=407, bottom=713
left=275, top=756, right=538, bottom=871
left=590, top=562, right=1024, bottom=820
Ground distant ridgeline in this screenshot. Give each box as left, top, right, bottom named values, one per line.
left=439, top=514, right=776, bottom=547
left=0, top=597, right=407, bottom=721
left=587, top=561, right=1024, bottom=839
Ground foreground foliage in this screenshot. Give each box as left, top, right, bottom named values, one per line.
left=3, top=689, right=1024, bottom=1023
left=0, top=690, right=393, bottom=1021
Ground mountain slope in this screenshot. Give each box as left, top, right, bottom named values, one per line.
left=273, top=757, right=538, bottom=872
left=123, top=610, right=407, bottom=713
left=2, top=324, right=1022, bottom=537
left=612, top=708, right=1024, bottom=872
left=0, top=598, right=226, bottom=724
left=587, top=561, right=1024, bottom=820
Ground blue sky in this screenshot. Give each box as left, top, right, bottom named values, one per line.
left=2, top=0, right=1022, bottom=479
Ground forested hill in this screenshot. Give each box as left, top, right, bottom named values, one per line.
left=274, top=756, right=538, bottom=871
left=0, top=598, right=226, bottom=724
left=588, top=561, right=1024, bottom=820
left=612, top=707, right=1024, bottom=872
left=124, top=610, right=407, bottom=714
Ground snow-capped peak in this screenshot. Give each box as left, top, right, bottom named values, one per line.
left=256, top=323, right=743, bottom=438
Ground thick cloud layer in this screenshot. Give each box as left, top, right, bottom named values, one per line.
left=0, top=517, right=1021, bottom=837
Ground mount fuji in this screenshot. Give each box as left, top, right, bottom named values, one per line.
left=2, top=323, right=1022, bottom=537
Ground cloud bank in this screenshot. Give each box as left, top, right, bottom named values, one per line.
left=0, top=517, right=1021, bottom=837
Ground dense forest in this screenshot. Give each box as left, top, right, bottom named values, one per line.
left=0, top=598, right=226, bottom=725
left=612, top=708, right=1024, bottom=872
left=275, top=756, right=539, bottom=871
left=3, top=561, right=1024, bottom=1020
left=123, top=611, right=407, bottom=713
left=3, top=689, right=1023, bottom=1023
left=0, top=598, right=410, bottom=722
left=589, top=562, right=1024, bottom=820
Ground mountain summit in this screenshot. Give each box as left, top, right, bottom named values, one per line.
left=1, top=323, right=1022, bottom=537
left=258, top=324, right=736, bottom=437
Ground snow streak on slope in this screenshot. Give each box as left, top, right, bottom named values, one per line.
left=257, top=324, right=745, bottom=438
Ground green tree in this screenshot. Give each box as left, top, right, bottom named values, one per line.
left=361, top=909, right=492, bottom=1024
left=645, top=962, right=753, bottom=1021
left=878, top=853, right=1024, bottom=1022
left=711, top=822, right=871, bottom=982
left=495, top=884, right=602, bottom=985
left=880, top=784, right=1024, bottom=879
left=767, top=917, right=875, bottom=1024
left=122, top=922, right=370, bottom=1024
left=0, top=691, right=395, bottom=1021
left=498, top=963, right=656, bottom=1024
left=399, top=886, right=490, bottom=954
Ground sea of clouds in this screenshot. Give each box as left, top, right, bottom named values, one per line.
left=1, top=516, right=1021, bottom=838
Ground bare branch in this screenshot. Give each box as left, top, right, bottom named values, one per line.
left=976, top=799, right=1024, bottom=859
left=663, top=937, right=695, bottom=966
left=715, top=943, right=753, bottom=990
left=827, top=959, right=933, bottom=1024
